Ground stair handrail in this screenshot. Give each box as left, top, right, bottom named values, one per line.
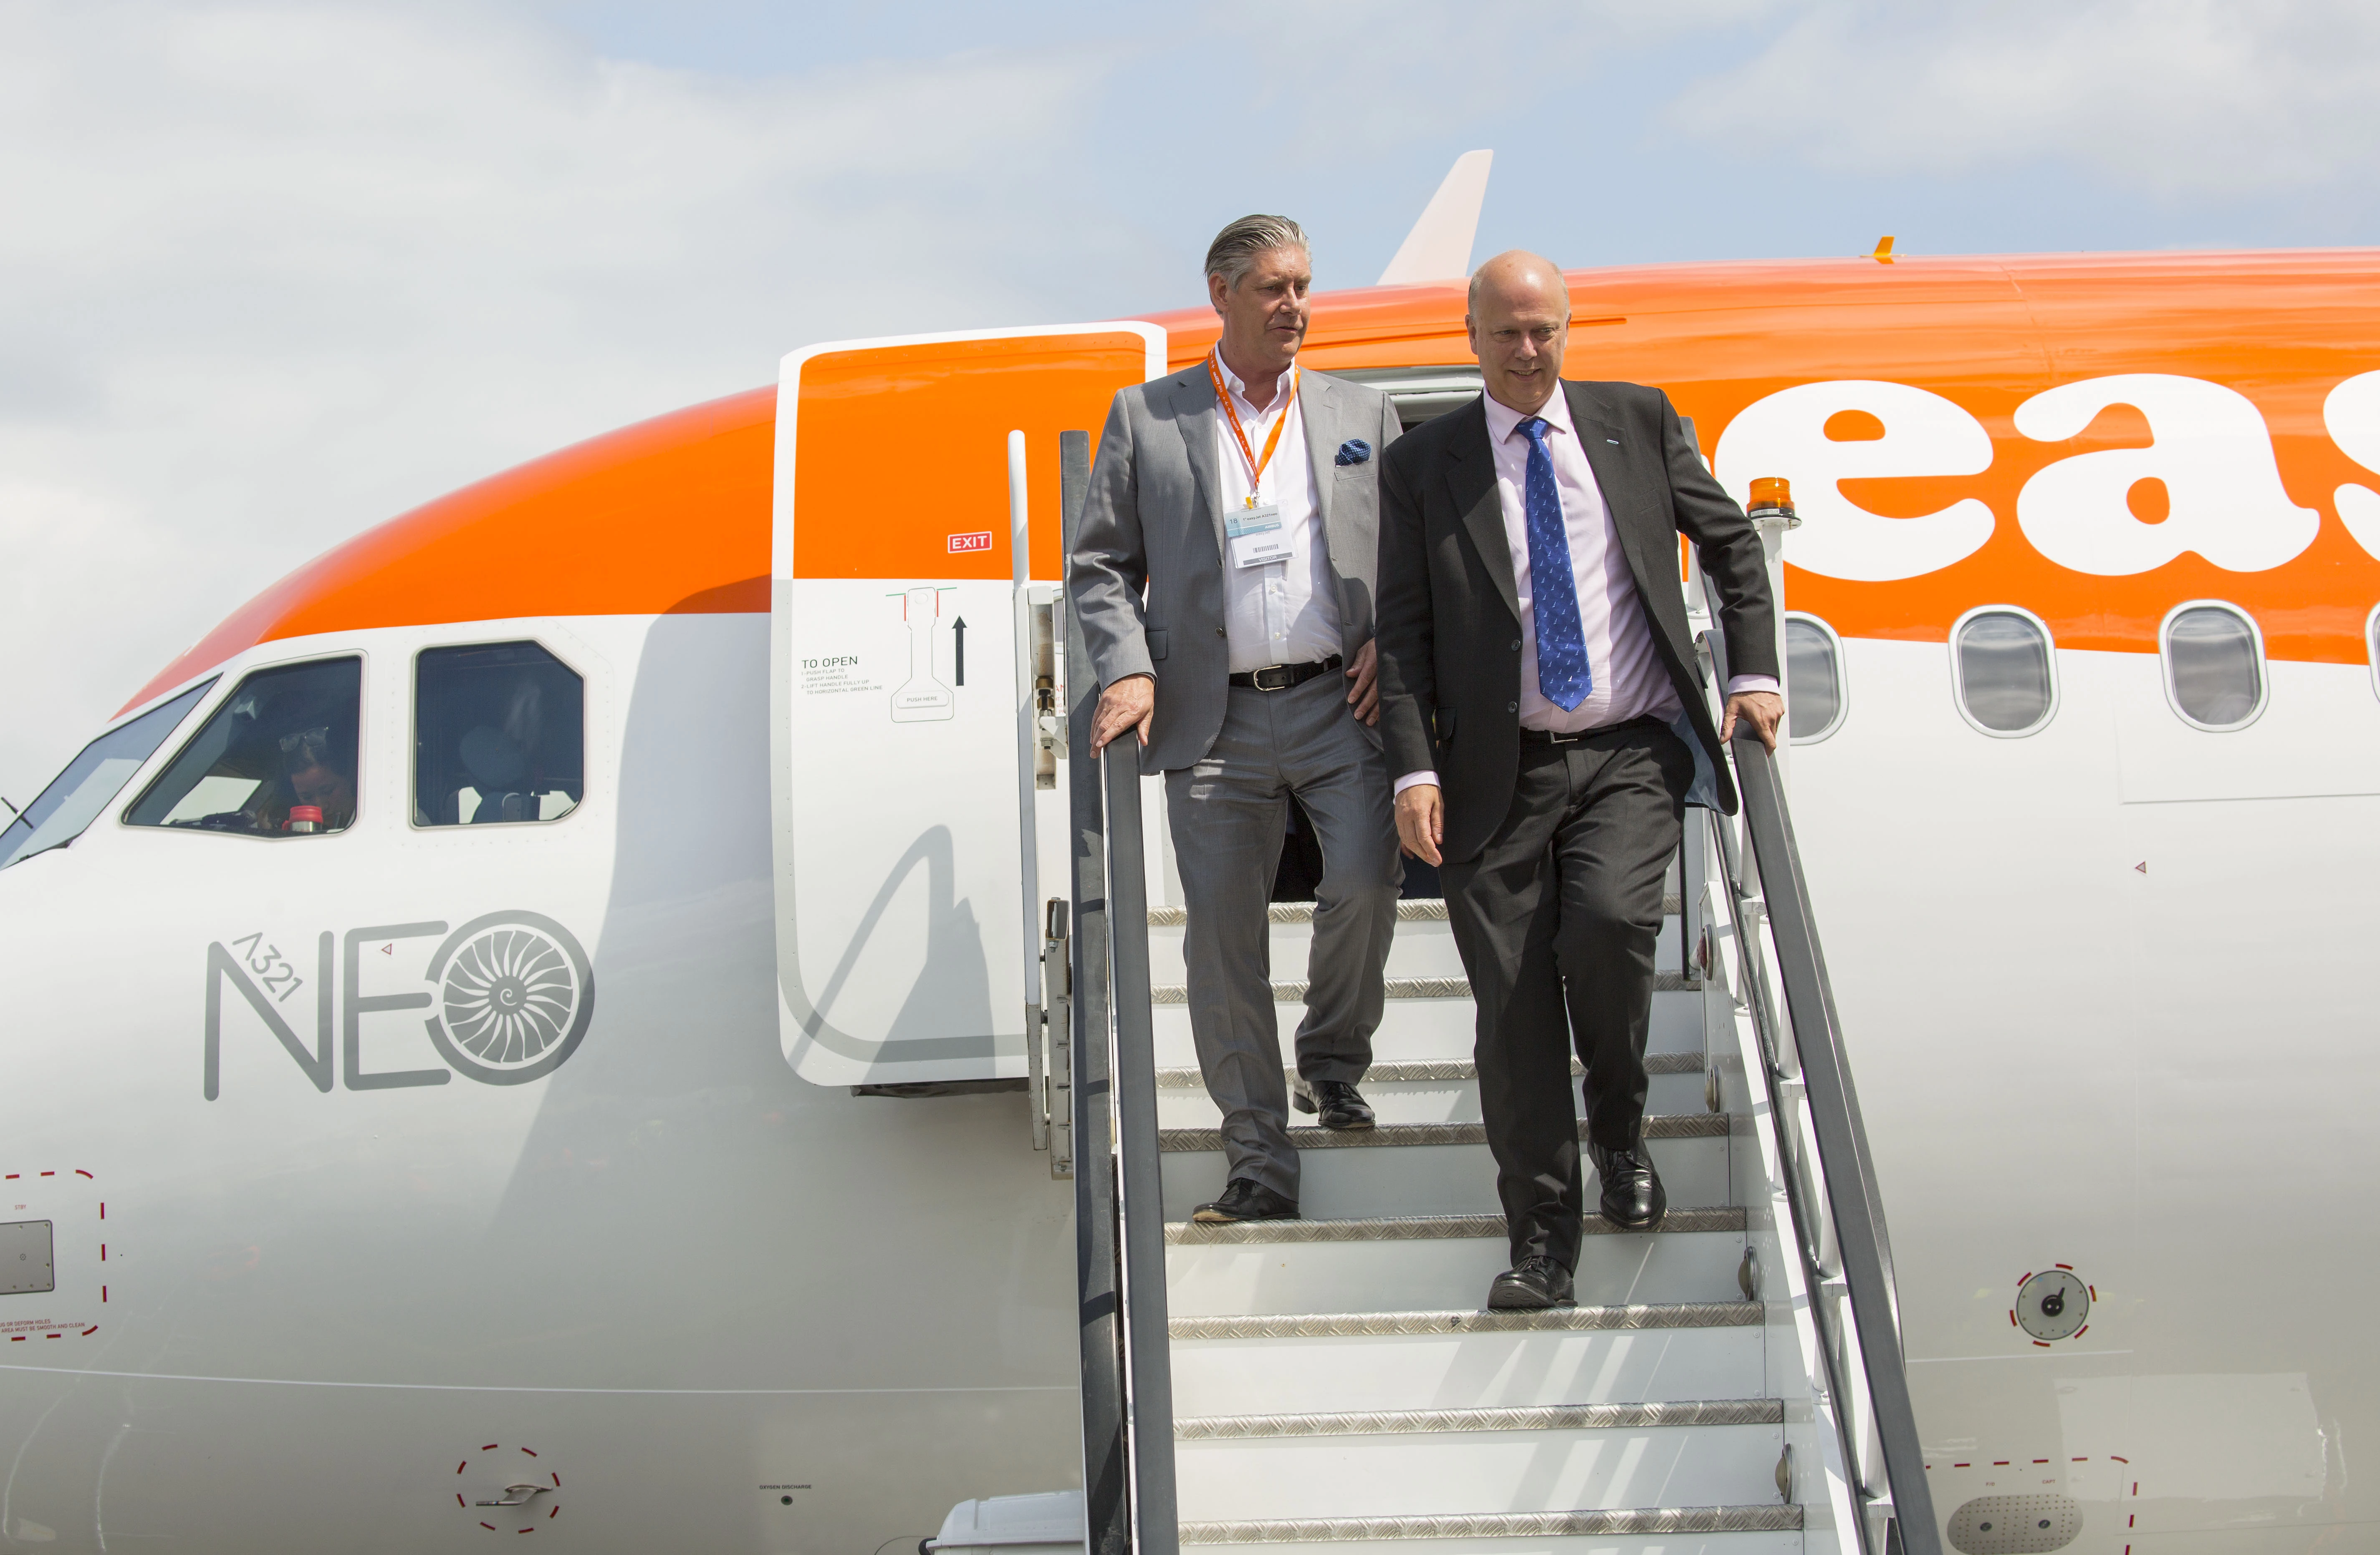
left=1060, top=428, right=1181, bottom=1555
left=1698, top=583, right=1940, bottom=1555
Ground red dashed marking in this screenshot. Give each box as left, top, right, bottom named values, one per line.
left=2089, top=1286, right=2098, bottom=1300
left=549, top=1474, right=560, bottom=1487
left=458, top=1494, right=467, bottom=1507
left=482, top=1444, right=500, bottom=1452
left=519, top=1447, right=537, bottom=1457
left=101, top=1286, right=106, bottom=1303
left=2035, top=1459, right=2050, bottom=1464
left=2019, top=1271, right=2034, bottom=1284
left=2075, top=1324, right=2090, bottom=1338
left=4, top=1175, right=16, bottom=1181
left=2074, top=1457, right=2088, bottom=1462
left=518, top=1528, right=534, bottom=1535
left=2132, top=1482, right=2140, bottom=1496
left=2055, top=1262, right=2072, bottom=1271
left=8, top=1336, right=23, bottom=1343
left=99, top=1204, right=104, bottom=1219
left=2112, top=1455, right=2128, bottom=1464
left=480, top=1523, right=496, bottom=1532
left=2009, top=1310, right=2017, bottom=1326
left=2033, top=1340, right=2051, bottom=1348
left=1954, top=1462, right=1969, bottom=1468
left=79, top=1327, right=95, bottom=1336
left=549, top=1506, right=558, bottom=1519
left=457, top=1462, right=468, bottom=1475
left=38, top=1173, right=52, bottom=1178
left=73, top=1170, right=91, bottom=1180
left=43, top=1334, right=59, bottom=1340
left=1993, top=1461, right=2009, bottom=1466
left=100, top=1246, right=106, bottom=1261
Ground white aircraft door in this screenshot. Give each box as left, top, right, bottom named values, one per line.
left=768, top=323, right=1167, bottom=1085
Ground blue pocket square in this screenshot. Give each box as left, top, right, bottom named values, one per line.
left=1335, top=438, right=1372, bottom=466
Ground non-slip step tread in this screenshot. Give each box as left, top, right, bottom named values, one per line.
left=1168, top=1302, right=1764, bottom=1339
left=1177, top=1398, right=1784, bottom=1438
left=1143, top=895, right=1681, bottom=928
left=1177, top=1505, right=1802, bottom=1544
left=1167, top=1206, right=1746, bottom=1245
left=1159, top=1113, right=1728, bottom=1153
left=1155, top=1054, right=1704, bottom=1087
left=1154, top=973, right=1698, bottom=1004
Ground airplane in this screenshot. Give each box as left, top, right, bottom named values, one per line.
left=0, top=148, right=2372, bottom=1555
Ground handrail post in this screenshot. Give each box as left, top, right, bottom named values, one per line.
left=1101, top=752, right=1180, bottom=1555
left=1061, top=429, right=1129, bottom=1555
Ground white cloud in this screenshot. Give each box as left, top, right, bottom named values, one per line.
left=1669, top=0, right=2380, bottom=197
left=0, top=0, right=1135, bottom=803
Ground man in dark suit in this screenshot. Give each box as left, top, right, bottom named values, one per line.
left=1374, top=251, right=1783, bottom=1309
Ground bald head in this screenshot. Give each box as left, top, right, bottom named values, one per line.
left=1466, top=250, right=1571, bottom=414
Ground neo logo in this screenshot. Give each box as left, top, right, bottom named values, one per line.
left=204, top=912, right=596, bottom=1098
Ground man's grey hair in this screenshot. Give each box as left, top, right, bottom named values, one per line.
left=1205, top=215, right=1310, bottom=290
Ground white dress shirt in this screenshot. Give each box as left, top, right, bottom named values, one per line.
left=1212, top=353, right=1342, bottom=674
left=1394, top=387, right=1778, bottom=794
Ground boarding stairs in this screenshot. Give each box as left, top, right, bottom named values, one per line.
left=1032, top=439, right=1934, bottom=1555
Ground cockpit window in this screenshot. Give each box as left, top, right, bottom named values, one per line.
left=124, top=658, right=363, bottom=837
left=413, top=641, right=583, bottom=827
left=0, top=679, right=217, bottom=870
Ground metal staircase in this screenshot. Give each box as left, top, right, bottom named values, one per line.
left=1046, top=433, right=1936, bottom=1555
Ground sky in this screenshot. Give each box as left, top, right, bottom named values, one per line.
left=3, top=0, right=2378, bottom=804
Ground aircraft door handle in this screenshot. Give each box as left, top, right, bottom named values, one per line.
left=474, top=1483, right=549, bottom=1507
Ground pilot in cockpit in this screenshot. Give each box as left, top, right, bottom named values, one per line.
left=279, top=725, right=358, bottom=833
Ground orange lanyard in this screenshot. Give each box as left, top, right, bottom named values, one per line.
left=1209, top=353, right=1299, bottom=509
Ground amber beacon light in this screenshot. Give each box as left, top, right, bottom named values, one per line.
left=1746, top=476, right=1795, bottom=518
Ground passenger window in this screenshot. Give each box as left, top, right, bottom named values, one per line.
left=1952, top=608, right=2056, bottom=735
left=0, top=679, right=217, bottom=869
left=125, top=658, right=362, bottom=836
left=2163, top=604, right=2264, bottom=730
left=413, top=641, right=584, bottom=826
left=1784, top=614, right=1845, bottom=742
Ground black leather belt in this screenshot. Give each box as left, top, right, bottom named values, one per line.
left=1519, top=714, right=1667, bottom=746
left=1228, top=655, right=1342, bottom=692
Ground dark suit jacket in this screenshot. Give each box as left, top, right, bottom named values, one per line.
left=1374, top=379, right=1776, bottom=862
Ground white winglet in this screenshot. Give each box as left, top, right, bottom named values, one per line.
left=1376, top=150, right=1493, bottom=286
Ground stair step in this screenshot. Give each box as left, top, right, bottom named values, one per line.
left=1169, top=1302, right=1761, bottom=1339
left=1153, top=974, right=1699, bottom=1005
left=1177, top=1398, right=1782, bottom=1439
left=1168, top=1207, right=1743, bottom=1246
left=1176, top=1505, right=1801, bottom=1545
left=1175, top=1424, right=1787, bottom=1522
left=1142, top=895, right=1681, bottom=926
left=1162, top=1132, right=1729, bottom=1221
left=1155, top=994, right=1706, bottom=1068
left=1154, top=1054, right=1703, bottom=1086
left=1158, top=1113, right=1725, bottom=1154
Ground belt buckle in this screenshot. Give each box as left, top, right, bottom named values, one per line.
left=1543, top=727, right=1582, bottom=745
left=1251, top=664, right=1293, bottom=692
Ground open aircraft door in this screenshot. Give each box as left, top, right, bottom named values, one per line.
left=769, top=323, right=1167, bottom=1085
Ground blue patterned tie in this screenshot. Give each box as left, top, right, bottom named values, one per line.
left=1519, top=416, right=1592, bottom=710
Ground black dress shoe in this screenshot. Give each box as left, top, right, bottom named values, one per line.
left=1590, top=1138, right=1668, bottom=1230
left=1487, top=1255, right=1576, bottom=1310
left=1294, top=1079, right=1375, bottom=1130
left=1190, top=1178, right=1299, bottom=1223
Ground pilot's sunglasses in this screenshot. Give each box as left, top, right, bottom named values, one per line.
left=278, top=726, right=334, bottom=767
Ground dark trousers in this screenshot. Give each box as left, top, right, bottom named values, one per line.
left=1439, top=719, right=1693, bottom=1270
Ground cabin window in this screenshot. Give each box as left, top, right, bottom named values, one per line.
left=1784, top=613, right=1846, bottom=742
left=125, top=658, right=363, bottom=836
left=0, top=679, right=217, bottom=869
left=1951, top=608, right=2057, bottom=736
left=2161, top=603, right=2265, bottom=731
left=413, top=641, right=584, bottom=826
left=2368, top=603, right=2380, bottom=703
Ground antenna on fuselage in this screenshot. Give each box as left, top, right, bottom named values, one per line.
left=1377, top=150, right=1493, bottom=285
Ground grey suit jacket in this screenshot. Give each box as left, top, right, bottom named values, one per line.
left=1069, top=362, right=1405, bottom=775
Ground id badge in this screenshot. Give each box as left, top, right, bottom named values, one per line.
left=1227, top=504, right=1291, bottom=569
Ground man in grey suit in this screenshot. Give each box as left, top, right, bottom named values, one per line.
left=1071, top=214, right=1405, bottom=1223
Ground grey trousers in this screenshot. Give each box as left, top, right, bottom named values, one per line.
left=1165, top=674, right=1401, bottom=1199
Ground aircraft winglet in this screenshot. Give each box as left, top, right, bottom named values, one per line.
left=1377, top=151, right=1493, bottom=286
left=1871, top=235, right=1896, bottom=264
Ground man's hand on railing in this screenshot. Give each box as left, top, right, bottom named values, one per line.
left=1090, top=673, right=1155, bottom=754
left=1720, top=690, right=1785, bottom=753
left=1394, top=783, right=1444, bottom=867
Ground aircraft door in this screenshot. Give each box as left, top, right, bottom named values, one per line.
left=769, top=323, right=1166, bottom=1086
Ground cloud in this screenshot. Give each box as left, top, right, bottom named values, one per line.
left=0, top=0, right=1136, bottom=801
left=1668, top=0, right=2380, bottom=198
